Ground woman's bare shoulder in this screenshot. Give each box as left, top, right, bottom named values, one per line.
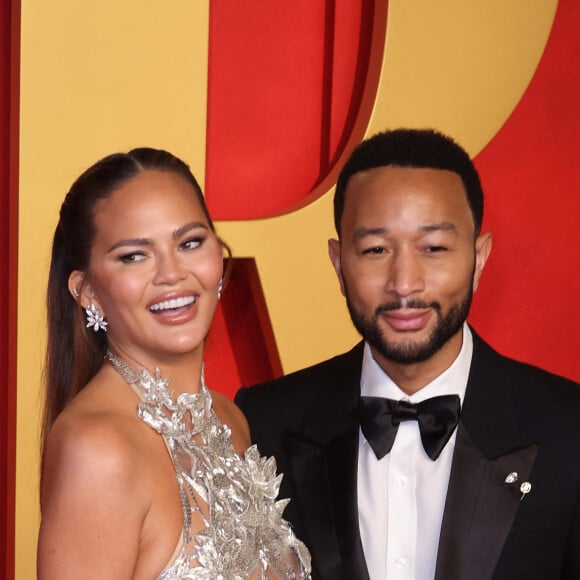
left=38, top=382, right=153, bottom=579
left=48, top=403, right=138, bottom=473
left=47, top=371, right=144, bottom=466
left=42, top=385, right=150, bottom=512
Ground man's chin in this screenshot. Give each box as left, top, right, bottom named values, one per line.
left=370, top=323, right=447, bottom=363
left=372, top=320, right=466, bottom=366
left=371, top=341, right=436, bottom=366
left=378, top=325, right=433, bottom=348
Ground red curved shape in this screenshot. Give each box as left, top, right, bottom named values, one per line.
left=205, top=0, right=387, bottom=219
left=204, top=258, right=283, bottom=397
left=470, top=0, right=580, bottom=381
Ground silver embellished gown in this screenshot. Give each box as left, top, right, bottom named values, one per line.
left=108, top=355, right=311, bottom=580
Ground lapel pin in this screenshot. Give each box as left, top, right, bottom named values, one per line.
left=504, top=472, right=518, bottom=484
left=520, top=481, right=532, bottom=500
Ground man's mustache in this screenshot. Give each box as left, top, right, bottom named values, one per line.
left=375, top=299, right=441, bottom=316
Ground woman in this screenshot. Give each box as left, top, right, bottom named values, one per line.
left=37, top=148, right=311, bottom=579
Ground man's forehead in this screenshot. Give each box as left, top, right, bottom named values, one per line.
left=346, top=165, right=463, bottom=186
left=340, top=166, right=475, bottom=231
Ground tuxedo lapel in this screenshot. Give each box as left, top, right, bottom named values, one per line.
left=435, top=332, right=539, bottom=580
left=325, top=426, right=369, bottom=579
left=284, top=426, right=369, bottom=580
left=283, top=431, right=344, bottom=579
left=435, top=425, right=538, bottom=580
left=283, top=343, right=369, bottom=580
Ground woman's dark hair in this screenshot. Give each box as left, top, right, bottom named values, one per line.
left=42, top=147, right=222, bottom=451
left=334, top=128, right=485, bottom=237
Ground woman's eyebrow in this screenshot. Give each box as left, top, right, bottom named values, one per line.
left=107, top=238, right=151, bottom=253
left=172, top=221, right=208, bottom=240
left=107, top=222, right=209, bottom=253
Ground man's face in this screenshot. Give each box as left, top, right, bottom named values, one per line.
left=329, top=166, right=491, bottom=370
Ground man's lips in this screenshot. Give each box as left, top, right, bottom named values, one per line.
left=379, top=309, right=432, bottom=331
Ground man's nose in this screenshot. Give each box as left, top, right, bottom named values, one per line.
left=384, top=250, right=425, bottom=297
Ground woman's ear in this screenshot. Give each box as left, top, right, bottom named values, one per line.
left=68, top=271, right=84, bottom=302
left=68, top=271, right=95, bottom=309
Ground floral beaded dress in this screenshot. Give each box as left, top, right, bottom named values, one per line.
left=107, top=354, right=311, bottom=580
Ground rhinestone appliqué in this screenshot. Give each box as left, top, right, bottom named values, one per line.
left=106, top=352, right=311, bottom=579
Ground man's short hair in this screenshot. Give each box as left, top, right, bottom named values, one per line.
left=334, top=128, right=484, bottom=236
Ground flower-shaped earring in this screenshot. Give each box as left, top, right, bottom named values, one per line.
left=85, top=303, right=108, bottom=332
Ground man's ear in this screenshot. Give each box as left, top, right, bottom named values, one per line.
left=328, top=238, right=346, bottom=297
left=473, top=232, right=492, bottom=292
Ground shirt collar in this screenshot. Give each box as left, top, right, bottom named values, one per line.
left=360, top=323, right=472, bottom=405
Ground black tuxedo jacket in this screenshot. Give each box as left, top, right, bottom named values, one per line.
left=236, top=333, right=580, bottom=580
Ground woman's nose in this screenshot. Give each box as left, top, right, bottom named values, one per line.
left=153, top=252, right=187, bottom=285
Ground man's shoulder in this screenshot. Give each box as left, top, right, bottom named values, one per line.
left=472, top=331, right=580, bottom=409
left=235, top=342, right=364, bottom=406
left=506, top=355, right=580, bottom=413
left=265, top=342, right=363, bottom=385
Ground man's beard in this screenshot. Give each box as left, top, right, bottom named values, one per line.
left=344, top=285, right=473, bottom=365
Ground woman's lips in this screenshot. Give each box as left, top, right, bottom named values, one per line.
left=149, top=295, right=196, bottom=312
left=148, top=294, right=199, bottom=325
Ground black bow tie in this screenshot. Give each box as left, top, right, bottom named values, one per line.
left=358, top=394, right=461, bottom=460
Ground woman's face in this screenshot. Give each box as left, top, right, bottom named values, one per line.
left=72, top=170, right=223, bottom=366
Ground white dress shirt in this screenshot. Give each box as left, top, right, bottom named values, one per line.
left=357, top=324, right=473, bottom=580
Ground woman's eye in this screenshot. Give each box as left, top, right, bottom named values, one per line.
left=182, top=237, right=203, bottom=250
left=118, top=252, right=146, bottom=263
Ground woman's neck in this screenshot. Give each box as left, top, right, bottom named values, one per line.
left=106, top=344, right=205, bottom=395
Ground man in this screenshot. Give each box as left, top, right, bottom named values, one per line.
left=235, top=129, right=580, bottom=580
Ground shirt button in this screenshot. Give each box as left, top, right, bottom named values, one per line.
left=395, top=556, right=409, bottom=567
left=397, top=476, right=408, bottom=487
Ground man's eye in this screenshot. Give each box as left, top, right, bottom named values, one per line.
left=362, top=247, right=385, bottom=255
left=424, top=245, right=447, bottom=253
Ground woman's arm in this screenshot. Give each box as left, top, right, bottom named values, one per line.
left=38, top=414, right=147, bottom=580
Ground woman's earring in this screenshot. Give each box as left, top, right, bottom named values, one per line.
left=85, top=303, right=108, bottom=332
left=217, top=278, right=223, bottom=301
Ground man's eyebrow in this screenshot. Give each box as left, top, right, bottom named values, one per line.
left=353, top=226, right=389, bottom=241
left=419, top=221, right=458, bottom=234
left=353, top=222, right=458, bottom=240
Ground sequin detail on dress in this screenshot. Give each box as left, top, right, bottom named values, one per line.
left=106, top=352, right=311, bottom=580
